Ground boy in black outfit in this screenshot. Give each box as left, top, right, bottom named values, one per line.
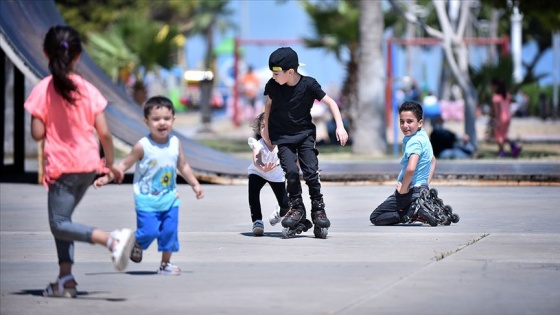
left=262, top=47, right=348, bottom=238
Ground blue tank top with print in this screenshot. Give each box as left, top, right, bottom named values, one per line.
left=133, top=135, right=180, bottom=212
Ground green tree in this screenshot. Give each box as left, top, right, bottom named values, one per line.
left=301, top=0, right=359, bottom=119
left=481, top=0, right=560, bottom=87
left=85, top=14, right=182, bottom=104
left=55, top=0, right=143, bottom=36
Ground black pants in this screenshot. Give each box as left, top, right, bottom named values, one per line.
left=277, top=135, right=322, bottom=201
left=248, top=174, right=289, bottom=222
left=369, top=186, right=425, bottom=226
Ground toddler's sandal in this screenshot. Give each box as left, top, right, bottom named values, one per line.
left=43, top=274, right=77, bottom=298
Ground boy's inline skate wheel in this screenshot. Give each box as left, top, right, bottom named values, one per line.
left=429, top=188, right=439, bottom=198
left=451, top=213, right=460, bottom=223
left=441, top=216, right=452, bottom=226
left=281, top=227, right=293, bottom=238
left=314, top=226, right=328, bottom=239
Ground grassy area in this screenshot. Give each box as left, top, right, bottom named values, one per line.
left=197, top=138, right=560, bottom=161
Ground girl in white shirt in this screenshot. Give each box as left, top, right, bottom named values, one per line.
left=247, top=113, right=289, bottom=236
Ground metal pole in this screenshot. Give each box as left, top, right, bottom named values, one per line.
left=510, top=5, right=523, bottom=83
left=233, top=38, right=240, bottom=127
left=553, top=31, right=559, bottom=118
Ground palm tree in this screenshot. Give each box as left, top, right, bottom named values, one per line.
left=300, top=0, right=360, bottom=129
left=353, top=0, right=386, bottom=155
left=85, top=14, right=181, bottom=104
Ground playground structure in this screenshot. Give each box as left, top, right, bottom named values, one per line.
left=1, top=0, right=558, bottom=185
left=0, top=0, right=248, bottom=184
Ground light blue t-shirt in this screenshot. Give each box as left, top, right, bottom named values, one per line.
left=397, top=128, right=433, bottom=187
left=133, top=135, right=181, bottom=212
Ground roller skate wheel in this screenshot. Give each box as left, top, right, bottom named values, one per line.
left=430, top=188, right=438, bottom=198
left=281, top=227, right=292, bottom=239
left=451, top=213, right=460, bottom=223
left=314, top=227, right=328, bottom=239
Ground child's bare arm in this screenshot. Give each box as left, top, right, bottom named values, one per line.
left=177, top=144, right=204, bottom=199
left=399, top=154, right=419, bottom=194
left=262, top=96, right=272, bottom=146
left=428, top=156, right=437, bottom=184
left=321, top=95, right=348, bottom=146
left=94, top=112, right=123, bottom=183
left=93, top=142, right=143, bottom=188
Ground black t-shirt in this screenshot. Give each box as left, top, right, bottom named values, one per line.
left=430, top=127, right=457, bottom=158
left=264, top=76, right=326, bottom=145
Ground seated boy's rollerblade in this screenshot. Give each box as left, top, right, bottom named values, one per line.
left=408, top=188, right=438, bottom=226
left=281, top=198, right=312, bottom=238
left=427, top=188, right=460, bottom=225
left=311, top=198, right=330, bottom=239
left=409, top=187, right=459, bottom=226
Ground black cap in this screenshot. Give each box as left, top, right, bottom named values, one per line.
left=269, top=47, right=302, bottom=71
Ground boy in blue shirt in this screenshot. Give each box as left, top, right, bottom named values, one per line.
left=370, top=101, right=438, bottom=226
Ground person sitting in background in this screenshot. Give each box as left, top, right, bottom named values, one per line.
left=430, top=116, right=474, bottom=159
left=422, top=91, right=442, bottom=126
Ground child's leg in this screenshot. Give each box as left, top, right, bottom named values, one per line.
left=296, top=135, right=321, bottom=198
left=269, top=180, right=290, bottom=216
left=161, top=251, right=173, bottom=265
left=248, top=174, right=267, bottom=222
left=47, top=173, right=97, bottom=280
left=370, top=193, right=403, bottom=225
left=135, top=210, right=162, bottom=250
left=157, top=206, right=181, bottom=275
left=157, top=206, right=179, bottom=254
left=277, top=144, right=302, bottom=199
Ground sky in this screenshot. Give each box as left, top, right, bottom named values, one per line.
left=185, top=0, right=345, bottom=94
left=184, top=0, right=557, bottom=97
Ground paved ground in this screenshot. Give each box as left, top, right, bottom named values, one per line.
left=1, top=183, right=559, bottom=315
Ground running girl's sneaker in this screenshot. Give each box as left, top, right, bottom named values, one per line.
left=269, top=206, right=283, bottom=226
left=252, top=220, right=264, bottom=236
left=158, top=263, right=181, bottom=275
left=110, top=229, right=136, bottom=271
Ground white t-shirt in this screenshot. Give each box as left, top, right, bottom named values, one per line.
left=247, top=137, right=285, bottom=182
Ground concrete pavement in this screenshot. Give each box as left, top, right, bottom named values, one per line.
left=1, top=183, right=559, bottom=315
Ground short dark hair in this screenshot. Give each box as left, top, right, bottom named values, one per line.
left=399, top=101, right=423, bottom=121
left=143, top=96, right=175, bottom=118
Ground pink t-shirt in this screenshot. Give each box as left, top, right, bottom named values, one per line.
left=24, top=74, right=108, bottom=183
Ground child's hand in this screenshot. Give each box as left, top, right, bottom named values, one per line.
left=93, top=176, right=108, bottom=188
left=192, top=184, right=204, bottom=199
left=108, top=165, right=124, bottom=184
left=261, top=162, right=276, bottom=172
left=336, top=127, right=349, bottom=146
left=396, top=182, right=409, bottom=194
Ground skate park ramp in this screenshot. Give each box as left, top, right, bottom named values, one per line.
left=2, top=0, right=559, bottom=185
left=0, top=0, right=248, bottom=183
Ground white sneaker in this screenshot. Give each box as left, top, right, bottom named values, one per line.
left=252, top=220, right=264, bottom=236
left=269, top=206, right=283, bottom=226
left=110, top=229, right=135, bottom=271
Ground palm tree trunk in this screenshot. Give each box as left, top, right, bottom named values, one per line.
left=352, top=0, right=386, bottom=155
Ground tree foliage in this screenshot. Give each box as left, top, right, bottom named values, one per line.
left=55, top=0, right=145, bottom=37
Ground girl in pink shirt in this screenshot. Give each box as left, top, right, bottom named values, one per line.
left=24, top=25, right=136, bottom=298
left=491, top=78, right=522, bottom=158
